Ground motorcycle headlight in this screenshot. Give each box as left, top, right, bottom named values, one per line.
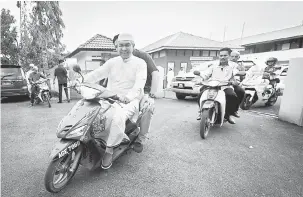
left=80, top=85, right=100, bottom=99
left=207, top=89, right=218, bottom=99
left=66, top=125, right=88, bottom=138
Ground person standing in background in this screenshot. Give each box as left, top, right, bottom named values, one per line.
left=53, top=59, right=70, bottom=103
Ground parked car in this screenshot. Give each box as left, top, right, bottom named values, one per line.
left=237, top=60, right=256, bottom=71
left=275, top=65, right=289, bottom=95
left=1, top=64, right=29, bottom=98
left=170, top=61, right=216, bottom=99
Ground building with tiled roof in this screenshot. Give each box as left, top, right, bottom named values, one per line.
left=223, top=25, right=303, bottom=63
left=66, top=34, right=118, bottom=71
left=140, top=32, right=243, bottom=86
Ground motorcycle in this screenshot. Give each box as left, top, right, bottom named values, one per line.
left=193, top=71, right=245, bottom=139
left=32, top=78, right=51, bottom=108
left=44, top=65, right=146, bottom=193
left=240, top=75, right=281, bottom=110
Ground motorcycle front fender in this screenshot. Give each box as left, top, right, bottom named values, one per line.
left=49, top=139, right=81, bottom=161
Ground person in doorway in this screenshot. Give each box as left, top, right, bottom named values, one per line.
left=113, top=34, right=159, bottom=152
left=53, top=60, right=70, bottom=103
left=166, top=68, right=174, bottom=88
left=178, top=66, right=186, bottom=76
left=196, top=47, right=240, bottom=124
left=229, top=50, right=245, bottom=118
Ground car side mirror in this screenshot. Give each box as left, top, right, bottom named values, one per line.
left=73, top=65, right=81, bottom=73
left=280, top=72, right=287, bottom=76
left=193, top=70, right=200, bottom=76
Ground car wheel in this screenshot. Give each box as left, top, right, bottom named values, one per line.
left=176, top=93, right=186, bottom=100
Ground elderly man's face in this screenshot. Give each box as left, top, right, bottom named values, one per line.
left=230, top=53, right=240, bottom=62
left=117, top=40, right=134, bottom=59
left=219, top=50, right=230, bottom=64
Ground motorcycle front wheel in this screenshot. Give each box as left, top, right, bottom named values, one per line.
left=240, top=95, right=252, bottom=110
left=43, top=92, right=51, bottom=108
left=44, top=148, right=82, bottom=193
left=200, top=109, right=212, bottom=139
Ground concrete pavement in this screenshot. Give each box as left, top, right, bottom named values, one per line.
left=1, top=97, right=303, bottom=197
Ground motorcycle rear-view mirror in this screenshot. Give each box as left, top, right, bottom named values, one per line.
left=193, top=70, right=200, bottom=76
left=73, top=65, right=81, bottom=73
left=72, top=65, right=84, bottom=82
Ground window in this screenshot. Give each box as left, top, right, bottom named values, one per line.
left=282, top=42, right=290, bottom=50
left=209, top=51, right=217, bottom=57
left=185, top=50, right=192, bottom=56
left=275, top=42, right=282, bottom=51
left=177, top=50, right=185, bottom=56
left=159, top=50, right=166, bottom=57
left=170, top=50, right=177, bottom=56
left=154, top=52, right=159, bottom=58
left=202, top=50, right=209, bottom=56
left=193, top=50, right=200, bottom=57
left=290, top=39, right=300, bottom=49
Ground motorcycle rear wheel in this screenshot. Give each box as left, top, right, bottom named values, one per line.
left=265, top=93, right=278, bottom=106
left=200, top=109, right=212, bottom=139
left=44, top=92, right=51, bottom=108
left=44, top=149, right=81, bottom=193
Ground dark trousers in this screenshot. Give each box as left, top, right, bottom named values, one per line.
left=58, top=83, right=69, bottom=102
left=31, top=85, right=39, bottom=104
left=233, top=84, right=245, bottom=110
left=197, top=87, right=238, bottom=117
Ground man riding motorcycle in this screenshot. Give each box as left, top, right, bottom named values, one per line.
left=263, top=57, right=279, bottom=87
left=28, top=66, right=47, bottom=106
left=113, top=34, right=159, bottom=152
left=230, top=50, right=245, bottom=118
left=196, top=47, right=240, bottom=124
left=76, top=33, right=147, bottom=169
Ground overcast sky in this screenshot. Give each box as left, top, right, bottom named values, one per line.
left=3, top=1, right=303, bottom=52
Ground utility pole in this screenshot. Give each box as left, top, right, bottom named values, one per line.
left=223, top=26, right=226, bottom=42
left=240, top=22, right=245, bottom=45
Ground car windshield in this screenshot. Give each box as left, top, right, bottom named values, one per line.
left=1, top=67, right=22, bottom=80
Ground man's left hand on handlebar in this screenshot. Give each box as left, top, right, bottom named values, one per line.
left=117, top=95, right=130, bottom=104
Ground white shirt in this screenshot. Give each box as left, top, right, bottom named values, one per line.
left=201, top=60, right=239, bottom=82
left=83, top=55, right=147, bottom=101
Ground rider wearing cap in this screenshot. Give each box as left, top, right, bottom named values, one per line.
left=28, top=66, right=47, bottom=106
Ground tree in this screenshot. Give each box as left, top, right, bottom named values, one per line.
left=19, top=1, right=65, bottom=69
left=1, top=9, right=19, bottom=65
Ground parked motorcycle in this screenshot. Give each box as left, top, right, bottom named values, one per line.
left=44, top=65, right=145, bottom=193
left=240, top=75, right=281, bottom=110
left=32, top=78, right=51, bottom=108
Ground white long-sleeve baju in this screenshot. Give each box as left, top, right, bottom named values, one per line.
left=84, top=55, right=147, bottom=147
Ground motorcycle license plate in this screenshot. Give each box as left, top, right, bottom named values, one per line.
left=178, top=83, right=184, bottom=88
left=58, top=141, right=80, bottom=158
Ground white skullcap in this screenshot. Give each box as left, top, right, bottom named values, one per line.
left=29, top=63, right=35, bottom=68
left=32, top=66, right=38, bottom=71
left=231, top=50, right=240, bottom=56
left=118, top=33, right=135, bottom=43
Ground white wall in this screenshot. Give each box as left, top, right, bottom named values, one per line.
left=279, top=57, right=303, bottom=126
left=240, top=48, right=303, bottom=63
